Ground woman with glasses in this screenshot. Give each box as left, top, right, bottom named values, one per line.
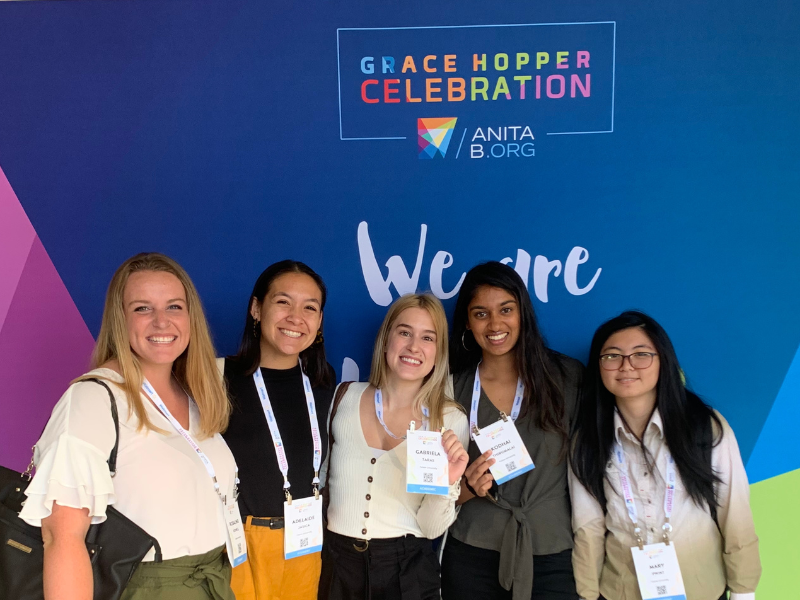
left=441, top=262, right=584, bottom=600
left=569, top=311, right=760, bottom=600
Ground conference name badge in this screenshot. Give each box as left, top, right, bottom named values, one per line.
left=473, top=419, right=534, bottom=484
left=283, top=496, right=323, bottom=559
left=406, top=429, right=449, bottom=495
left=224, top=501, right=248, bottom=567
left=631, top=542, right=687, bottom=600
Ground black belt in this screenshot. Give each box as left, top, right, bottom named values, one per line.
left=250, top=516, right=284, bottom=529
left=326, top=530, right=429, bottom=557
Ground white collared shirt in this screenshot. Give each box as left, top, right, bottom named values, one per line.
left=569, top=408, right=761, bottom=600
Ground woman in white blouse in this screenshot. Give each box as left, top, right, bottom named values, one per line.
left=569, top=311, right=761, bottom=600
left=319, top=293, right=470, bottom=600
left=19, top=253, right=240, bottom=600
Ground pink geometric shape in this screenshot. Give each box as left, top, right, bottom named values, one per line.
left=0, top=166, right=36, bottom=330
left=0, top=237, right=95, bottom=471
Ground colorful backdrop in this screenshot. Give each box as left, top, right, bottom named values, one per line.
left=0, top=0, right=797, bottom=595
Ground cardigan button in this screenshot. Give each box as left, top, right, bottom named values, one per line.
left=362, top=528, right=367, bottom=535
left=366, top=494, right=371, bottom=500
left=368, top=476, right=373, bottom=483
left=364, top=512, right=370, bottom=518
left=371, top=458, right=377, bottom=464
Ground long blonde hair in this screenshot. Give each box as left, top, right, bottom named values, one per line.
left=75, top=253, right=230, bottom=438
left=369, top=293, right=461, bottom=430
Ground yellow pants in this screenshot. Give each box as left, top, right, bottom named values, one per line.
left=231, top=516, right=321, bottom=600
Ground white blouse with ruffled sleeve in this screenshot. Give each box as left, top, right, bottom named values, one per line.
left=19, top=368, right=237, bottom=562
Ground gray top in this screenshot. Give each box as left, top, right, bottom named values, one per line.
left=449, top=352, right=583, bottom=600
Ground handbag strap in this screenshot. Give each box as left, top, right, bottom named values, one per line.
left=23, top=378, right=121, bottom=478
left=321, top=381, right=352, bottom=517
left=84, top=378, right=121, bottom=476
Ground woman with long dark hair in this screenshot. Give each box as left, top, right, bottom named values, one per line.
left=221, top=260, right=335, bottom=600
left=441, top=261, right=583, bottom=600
left=569, top=311, right=760, bottom=600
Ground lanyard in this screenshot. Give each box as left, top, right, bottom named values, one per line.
left=142, top=378, right=237, bottom=505
left=252, top=362, right=322, bottom=501
left=613, top=440, right=676, bottom=548
left=469, top=364, right=525, bottom=438
left=374, top=388, right=429, bottom=440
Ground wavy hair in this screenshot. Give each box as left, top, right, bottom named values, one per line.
left=570, top=310, right=722, bottom=517
left=449, top=262, right=567, bottom=444
left=77, top=252, right=230, bottom=438
left=228, top=260, right=333, bottom=388
left=369, top=293, right=461, bottom=431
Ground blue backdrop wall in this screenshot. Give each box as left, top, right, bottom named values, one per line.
left=0, top=0, right=797, bottom=594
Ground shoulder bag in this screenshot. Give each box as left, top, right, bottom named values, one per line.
left=0, top=378, right=161, bottom=600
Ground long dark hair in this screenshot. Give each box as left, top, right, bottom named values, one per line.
left=228, top=260, right=333, bottom=388
left=570, top=310, right=722, bottom=517
left=450, top=262, right=567, bottom=444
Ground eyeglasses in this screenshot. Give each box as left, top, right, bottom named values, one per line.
left=599, top=352, right=658, bottom=371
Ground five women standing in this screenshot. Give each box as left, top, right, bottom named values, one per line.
left=14, top=254, right=760, bottom=600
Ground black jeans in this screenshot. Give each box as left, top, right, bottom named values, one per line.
left=319, top=530, right=440, bottom=600
left=441, top=536, right=578, bottom=600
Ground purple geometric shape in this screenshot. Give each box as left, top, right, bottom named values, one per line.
left=0, top=166, right=36, bottom=329
left=0, top=237, right=95, bottom=471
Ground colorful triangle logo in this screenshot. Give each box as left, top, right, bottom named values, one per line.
left=418, top=117, right=458, bottom=159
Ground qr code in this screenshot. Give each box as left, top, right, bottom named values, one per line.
left=505, top=461, right=517, bottom=471
left=656, top=585, right=667, bottom=596
left=423, top=472, right=434, bottom=483
left=300, top=538, right=308, bottom=548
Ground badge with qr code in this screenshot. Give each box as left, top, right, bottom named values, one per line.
left=631, top=542, right=687, bottom=600
left=472, top=418, right=534, bottom=484
left=406, top=430, right=449, bottom=495
left=283, top=496, right=323, bottom=559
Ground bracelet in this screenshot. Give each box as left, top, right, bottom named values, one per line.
left=463, top=476, right=478, bottom=497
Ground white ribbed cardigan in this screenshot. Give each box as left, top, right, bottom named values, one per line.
left=322, top=382, right=470, bottom=540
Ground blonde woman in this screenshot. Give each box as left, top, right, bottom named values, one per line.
left=319, top=293, right=470, bottom=600
left=19, top=253, right=241, bottom=600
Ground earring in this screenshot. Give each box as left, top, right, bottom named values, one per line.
left=461, top=330, right=473, bottom=351
left=314, top=330, right=324, bottom=346
left=253, top=320, right=261, bottom=339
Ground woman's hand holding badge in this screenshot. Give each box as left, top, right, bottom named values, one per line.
left=464, top=450, right=496, bottom=497
left=442, top=429, right=469, bottom=485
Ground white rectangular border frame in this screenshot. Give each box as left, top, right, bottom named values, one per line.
left=337, top=21, right=616, bottom=141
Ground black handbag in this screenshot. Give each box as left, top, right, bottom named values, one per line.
left=0, top=378, right=162, bottom=600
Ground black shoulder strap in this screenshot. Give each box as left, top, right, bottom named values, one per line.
left=321, top=381, right=353, bottom=516
left=326, top=381, right=352, bottom=460
left=85, top=378, right=121, bottom=476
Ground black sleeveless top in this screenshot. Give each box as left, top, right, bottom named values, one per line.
left=222, top=359, right=335, bottom=518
